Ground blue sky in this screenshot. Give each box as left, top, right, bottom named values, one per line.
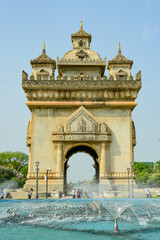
left=0, top=0, right=160, bottom=181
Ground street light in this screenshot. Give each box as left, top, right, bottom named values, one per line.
left=127, top=168, right=130, bottom=198
left=130, top=161, right=134, bottom=198
left=46, top=168, right=51, bottom=199
left=35, top=161, right=40, bottom=199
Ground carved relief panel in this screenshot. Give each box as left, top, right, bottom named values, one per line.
left=52, top=107, right=112, bottom=143
left=67, top=110, right=97, bottom=133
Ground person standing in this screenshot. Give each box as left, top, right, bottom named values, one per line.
left=145, top=188, right=150, bottom=198
left=28, top=188, right=33, bottom=199
left=76, top=189, right=81, bottom=199
left=0, top=188, right=4, bottom=199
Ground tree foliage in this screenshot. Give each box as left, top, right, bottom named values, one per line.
left=134, top=161, right=160, bottom=188
left=0, top=151, right=28, bottom=188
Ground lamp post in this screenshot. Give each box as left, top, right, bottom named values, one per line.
left=127, top=168, right=130, bottom=198
left=46, top=168, right=51, bottom=199
left=35, top=161, right=40, bottom=199
left=130, top=161, right=134, bottom=198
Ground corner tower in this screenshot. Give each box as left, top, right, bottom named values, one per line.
left=22, top=23, right=141, bottom=195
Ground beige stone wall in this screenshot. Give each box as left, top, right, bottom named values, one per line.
left=88, top=108, right=132, bottom=173
left=31, top=108, right=74, bottom=172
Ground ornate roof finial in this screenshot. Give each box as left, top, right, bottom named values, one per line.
left=80, top=19, right=83, bottom=29
left=118, top=39, right=121, bottom=54
left=43, top=39, right=46, bottom=54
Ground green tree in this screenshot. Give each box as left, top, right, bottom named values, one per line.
left=0, top=151, right=28, bottom=188
left=0, top=151, right=28, bottom=168
left=134, top=162, right=154, bottom=187
left=147, top=174, right=160, bottom=187
left=154, top=160, right=160, bottom=173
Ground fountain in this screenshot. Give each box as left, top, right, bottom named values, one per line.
left=0, top=199, right=160, bottom=239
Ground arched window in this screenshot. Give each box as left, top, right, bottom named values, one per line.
left=79, top=40, right=83, bottom=47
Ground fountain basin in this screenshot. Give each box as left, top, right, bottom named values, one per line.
left=0, top=199, right=160, bottom=240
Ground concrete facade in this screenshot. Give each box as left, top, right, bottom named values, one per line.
left=22, top=22, right=141, bottom=194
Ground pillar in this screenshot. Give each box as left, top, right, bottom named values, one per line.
left=57, top=142, right=63, bottom=173
left=100, top=142, right=108, bottom=175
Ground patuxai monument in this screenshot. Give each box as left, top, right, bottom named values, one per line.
left=22, top=21, right=141, bottom=195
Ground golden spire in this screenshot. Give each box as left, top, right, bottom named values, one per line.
left=43, top=39, right=45, bottom=50
left=42, top=39, right=46, bottom=54
left=80, top=19, right=83, bottom=29
left=118, top=39, right=121, bottom=54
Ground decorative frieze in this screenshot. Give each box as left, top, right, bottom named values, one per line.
left=100, top=172, right=133, bottom=179
left=52, top=133, right=111, bottom=142
left=57, top=57, right=106, bottom=65
left=27, top=172, right=60, bottom=179
left=23, top=88, right=139, bottom=101
left=22, top=75, right=141, bottom=101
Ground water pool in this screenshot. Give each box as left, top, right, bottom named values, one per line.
left=0, top=199, right=160, bottom=240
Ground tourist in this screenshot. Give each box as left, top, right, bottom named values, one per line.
left=76, top=189, right=81, bottom=199
left=145, top=188, right=150, bottom=198
left=28, top=188, right=33, bottom=199
left=0, top=188, right=4, bottom=199
left=58, top=191, right=62, bottom=199
left=72, top=189, right=76, bottom=199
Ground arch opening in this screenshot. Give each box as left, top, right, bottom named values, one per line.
left=64, top=145, right=99, bottom=195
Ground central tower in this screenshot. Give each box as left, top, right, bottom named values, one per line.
left=57, top=20, right=106, bottom=80
left=22, top=22, right=141, bottom=194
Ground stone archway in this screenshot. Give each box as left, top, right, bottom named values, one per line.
left=64, top=144, right=99, bottom=194
left=51, top=106, right=112, bottom=192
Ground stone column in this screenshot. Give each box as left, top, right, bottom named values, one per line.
left=28, top=146, right=32, bottom=173
left=57, top=142, right=63, bottom=174
left=100, top=142, right=108, bottom=175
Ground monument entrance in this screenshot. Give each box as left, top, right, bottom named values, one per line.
left=64, top=145, right=99, bottom=194
left=22, top=21, right=141, bottom=194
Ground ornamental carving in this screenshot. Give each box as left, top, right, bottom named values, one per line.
left=135, top=70, right=141, bottom=80
left=78, top=117, right=86, bottom=132
left=58, top=125, right=64, bottom=132
left=30, top=75, right=34, bottom=80
left=22, top=79, right=141, bottom=90
left=22, top=70, right=28, bottom=80
left=100, top=123, right=107, bottom=132
left=52, top=107, right=111, bottom=143
left=73, top=71, right=89, bottom=80
left=68, top=109, right=97, bottom=133
left=76, top=49, right=88, bottom=60
left=22, top=78, right=141, bottom=101
left=24, top=89, right=139, bottom=101
left=57, top=58, right=106, bottom=65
